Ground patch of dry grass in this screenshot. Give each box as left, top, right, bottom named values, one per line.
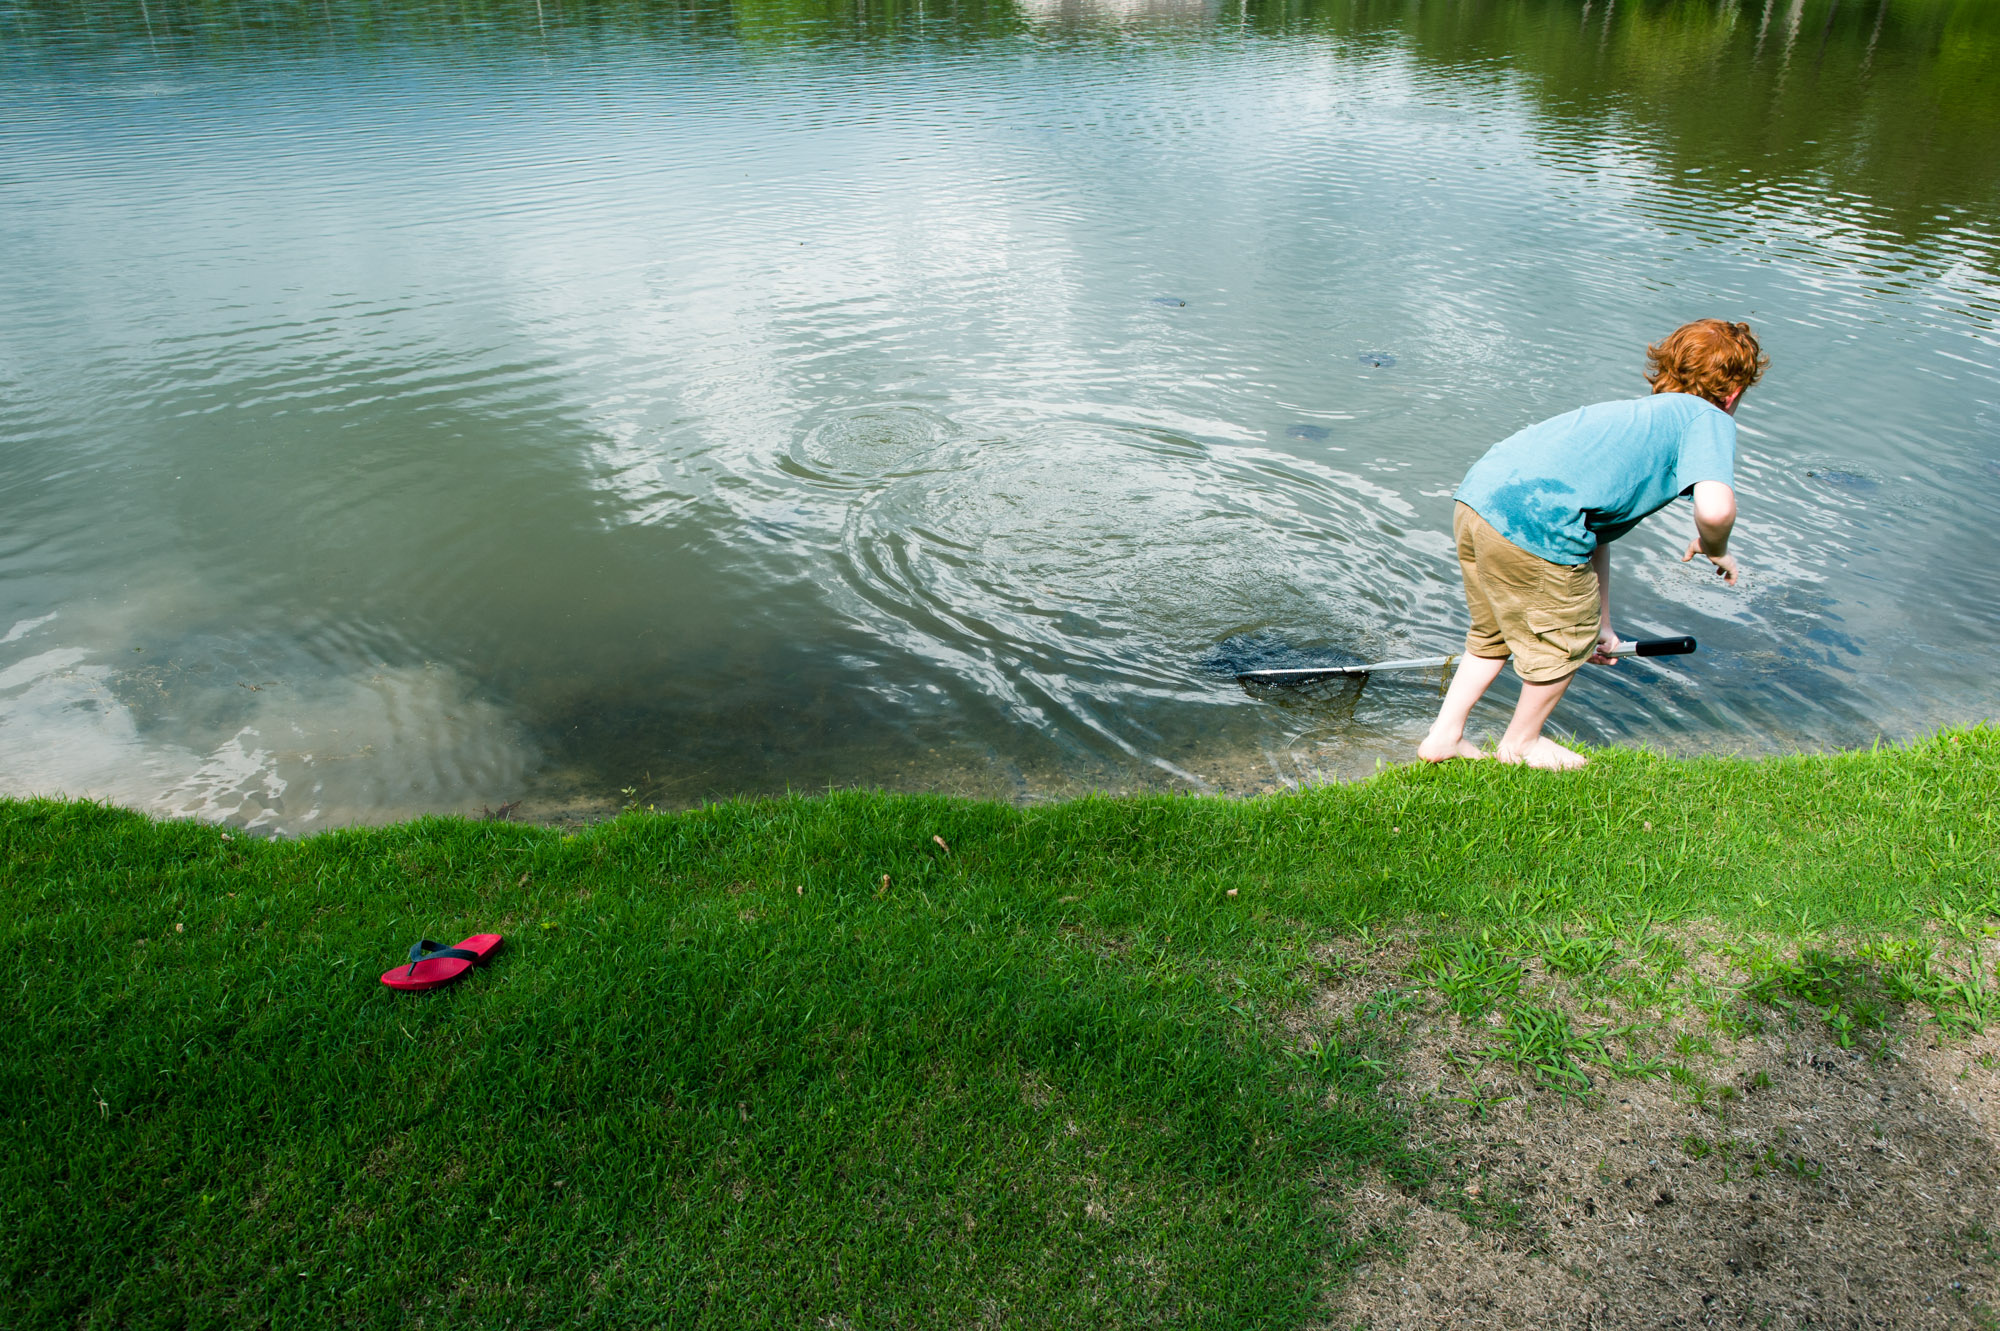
left=1301, top=917, right=2000, bottom=1329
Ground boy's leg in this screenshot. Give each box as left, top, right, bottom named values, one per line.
left=1495, top=672, right=1586, bottom=770
left=1419, top=653, right=1506, bottom=761
left=1420, top=502, right=1510, bottom=763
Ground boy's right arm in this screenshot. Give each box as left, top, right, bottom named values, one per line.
left=1681, top=480, right=1740, bottom=584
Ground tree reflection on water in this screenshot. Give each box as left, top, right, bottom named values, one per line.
left=10, top=0, right=1994, bottom=253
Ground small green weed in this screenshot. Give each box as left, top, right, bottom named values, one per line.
left=1764, top=1145, right=1823, bottom=1180
left=1445, top=1088, right=1517, bottom=1122
left=1744, top=948, right=1896, bottom=1044
left=1596, top=1048, right=1668, bottom=1078
left=1671, top=1031, right=1713, bottom=1059
left=1531, top=926, right=1620, bottom=978
left=1361, top=985, right=1426, bottom=1022
left=1845, top=933, right=2000, bottom=1032
left=1925, top=978, right=2000, bottom=1033
left=1670, top=1063, right=1714, bottom=1107
left=1416, top=933, right=1523, bottom=1018
left=1747, top=947, right=1862, bottom=1008
left=1485, top=1004, right=1601, bottom=1096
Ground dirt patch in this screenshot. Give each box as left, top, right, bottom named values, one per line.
left=1313, top=931, right=2000, bottom=1330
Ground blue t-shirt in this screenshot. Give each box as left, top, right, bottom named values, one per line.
left=1454, top=393, right=1736, bottom=565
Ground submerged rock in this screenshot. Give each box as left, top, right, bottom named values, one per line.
left=1805, top=468, right=1878, bottom=491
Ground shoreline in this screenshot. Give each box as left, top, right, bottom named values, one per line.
left=6, top=715, right=1980, bottom=839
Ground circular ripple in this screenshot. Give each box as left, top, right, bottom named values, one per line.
left=783, top=404, right=960, bottom=488
left=835, top=421, right=1459, bottom=708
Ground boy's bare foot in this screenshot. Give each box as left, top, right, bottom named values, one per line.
left=1494, top=736, right=1588, bottom=770
left=1417, top=734, right=1488, bottom=763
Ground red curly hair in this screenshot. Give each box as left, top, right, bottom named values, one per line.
left=1645, top=320, right=1768, bottom=407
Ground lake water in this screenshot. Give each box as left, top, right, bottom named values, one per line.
left=2, top=0, right=1996, bottom=830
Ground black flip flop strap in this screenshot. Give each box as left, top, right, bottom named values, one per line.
left=405, top=939, right=482, bottom=976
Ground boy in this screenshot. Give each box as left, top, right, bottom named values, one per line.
left=1417, top=319, right=1768, bottom=770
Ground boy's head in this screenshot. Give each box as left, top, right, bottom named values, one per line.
left=1645, top=319, right=1768, bottom=408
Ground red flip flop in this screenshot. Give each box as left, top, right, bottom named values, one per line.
left=380, top=934, right=503, bottom=992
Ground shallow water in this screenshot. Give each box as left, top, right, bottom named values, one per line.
left=2, top=0, right=1996, bottom=829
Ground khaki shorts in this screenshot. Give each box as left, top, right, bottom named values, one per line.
left=1454, top=502, right=1600, bottom=684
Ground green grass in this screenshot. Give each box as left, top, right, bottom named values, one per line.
left=3, top=728, right=1998, bottom=1327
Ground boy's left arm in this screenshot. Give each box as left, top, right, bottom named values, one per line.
left=1587, top=543, right=1625, bottom=664
left=1681, top=481, right=1741, bottom=584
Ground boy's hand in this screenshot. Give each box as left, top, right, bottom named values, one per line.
left=1589, top=628, right=1626, bottom=665
left=1682, top=540, right=1741, bottom=585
